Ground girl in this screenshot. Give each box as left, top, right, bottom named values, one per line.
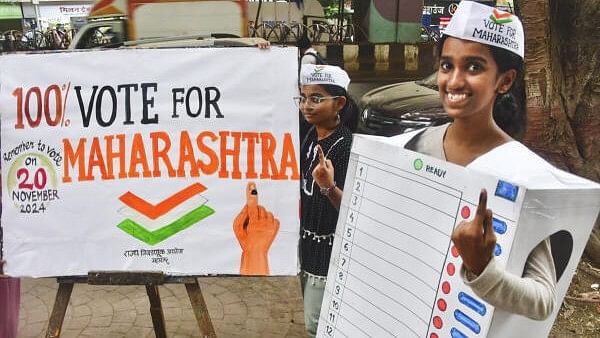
left=296, top=64, right=358, bottom=336
left=401, top=1, right=556, bottom=320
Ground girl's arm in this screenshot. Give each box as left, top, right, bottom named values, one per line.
left=453, top=190, right=556, bottom=320
left=462, top=239, right=556, bottom=320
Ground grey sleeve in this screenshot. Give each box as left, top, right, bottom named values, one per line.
left=460, top=238, right=557, bottom=320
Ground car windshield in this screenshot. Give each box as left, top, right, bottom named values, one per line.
left=415, top=71, right=438, bottom=90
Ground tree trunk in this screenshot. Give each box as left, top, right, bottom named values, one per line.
left=517, top=0, right=600, bottom=264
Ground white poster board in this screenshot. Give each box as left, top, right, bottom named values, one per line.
left=0, top=47, right=300, bottom=278
left=317, top=134, right=600, bottom=338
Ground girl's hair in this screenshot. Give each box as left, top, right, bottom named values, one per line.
left=320, top=84, right=359, bottom=132
left=437, top=36, right=527, bottom=140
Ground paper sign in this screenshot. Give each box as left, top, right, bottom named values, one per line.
left=1, top=47, right=300, bottom=277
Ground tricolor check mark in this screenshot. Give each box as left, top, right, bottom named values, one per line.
left=490, top=9, right=512, bottom=24
left=117, top=183, right=215, bottom=245
left=119, top=183, right=207, bottom=219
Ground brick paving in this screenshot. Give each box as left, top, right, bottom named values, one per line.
left=18, top=276, right=306, bottom=338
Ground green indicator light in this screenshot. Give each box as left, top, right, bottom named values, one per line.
left=414, top=159, right=424, bottom=170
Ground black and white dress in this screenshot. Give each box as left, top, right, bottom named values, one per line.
left=300, top=125, right=353, bottom=278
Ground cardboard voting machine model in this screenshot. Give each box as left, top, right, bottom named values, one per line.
left=317, top=134, right=600, bottom=338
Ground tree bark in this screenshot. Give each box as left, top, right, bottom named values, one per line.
left=517, top=0, right=600, bottom=264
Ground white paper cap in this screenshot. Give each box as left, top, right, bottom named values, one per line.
left=300, top=64, right=350, bottom=90
left=443, top=1, right=524, bottom=59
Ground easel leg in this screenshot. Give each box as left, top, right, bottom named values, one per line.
left=185, top=279, right=216, bottom=337
left=145, top=284, right=167, bottom=338
left=46, top=282, right=74, bottom=338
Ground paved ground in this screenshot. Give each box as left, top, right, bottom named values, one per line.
left=18, top=276, right=306, bottom=338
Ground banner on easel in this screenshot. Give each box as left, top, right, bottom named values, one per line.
left=0, top=47, right=300, bottom=277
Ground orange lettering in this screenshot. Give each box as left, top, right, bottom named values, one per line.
left=260, top=133, right=279, bottom=179
left=279, top=133, right=300, bottom=180
left=177, top=131, right=200, bottom=177
left=128, top=133, right=151, bottom=178
left=88, top=137, right=109, bottom=180
left=242, top=132, right=259, bottom=179
left=104, top=134, right=127, bottom=179
left=150, top=131, right=176, bottom=177
left=62, top=138, right=89, bottom=182
left=219, top=131, right=242, bottom=179
left=196, top=131, right=219, bottom=175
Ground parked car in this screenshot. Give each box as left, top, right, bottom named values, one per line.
left=357, top=71, right=451, bottom=136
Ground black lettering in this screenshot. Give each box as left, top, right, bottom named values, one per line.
left=171, top=87, right=185, bottom=118
left=75, top=85, right=98, bottom=128
left=186, top=86, right=202, bottom=117
left=117, top=83, right=139, bottom=125
left=141, top=83, right=158, bottom=124
left=205, top=86, right=223, bottom=118
left=96, top=86, right=117, bottom=127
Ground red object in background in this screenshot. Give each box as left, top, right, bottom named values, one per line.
left=0, top=277, right=20, bottom=338
left=451, top=245, right=459, bottom=257
left=433, top=316, right=443, bottom=329
left=439, top=16, right=451, bottom=29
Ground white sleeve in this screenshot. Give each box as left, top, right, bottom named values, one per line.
left=301, top=54, right=317, bottom=65
left=460, top=238, right=557, bottom=320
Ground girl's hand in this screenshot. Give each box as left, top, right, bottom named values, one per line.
left=451, top=189, right=497, bottom=275
left=312, top=145, right=335, bottom=190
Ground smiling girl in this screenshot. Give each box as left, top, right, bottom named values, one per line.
left=296, top=64, right=358, bottom=336
left=400, top=1, right=556, bottom=320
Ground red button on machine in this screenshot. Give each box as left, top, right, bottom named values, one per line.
left=451, top=246, right=459, bottom=257
left=447, top=263, right=456, bottom=276
left=461, top=206, right=470, bottom=219
left=442, top=281, right=451, bottom=294
left=437, top=298, right=447, bottom=311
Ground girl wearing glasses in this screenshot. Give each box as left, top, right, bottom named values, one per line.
left=296, top=64, right=358, bottom=337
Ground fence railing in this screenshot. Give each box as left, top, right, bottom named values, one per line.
left=249, top=21, right=355, bottom=45
left=1, top=29, right=74, bottom=52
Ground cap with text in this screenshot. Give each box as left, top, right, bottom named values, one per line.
left=443, top=1, right=524, bottom=59
left=300, top=64, right=350, bottom=90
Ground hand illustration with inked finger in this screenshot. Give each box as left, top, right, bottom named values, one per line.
left=232, top=182, right=280, bottom=275
left=451, top=189, right=497, bottom=276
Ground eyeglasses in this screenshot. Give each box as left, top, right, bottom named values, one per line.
left=293, top=96, right=341, bottom=107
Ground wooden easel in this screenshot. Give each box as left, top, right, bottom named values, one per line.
left=45, top=271, right=216, bottom=338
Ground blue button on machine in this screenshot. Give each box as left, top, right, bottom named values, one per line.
left=451, top=327, right=469, bottom=338
left=454, top=309, right=481, bottom=334
left=494, top=243, right=502, bottom=256
left=458, top=292, right=487, bottom=316
left=495, top=180, right=519, bottom=201
left=492, top=218, right=507, bottom=234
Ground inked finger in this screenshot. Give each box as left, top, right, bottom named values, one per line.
left=483, top=209, right=496, bottom=242
left=246, top=182, right=259, bottom=221
left=475, top=189, right=488, bottom=220
left=317, top=145, right=325, bottom=165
